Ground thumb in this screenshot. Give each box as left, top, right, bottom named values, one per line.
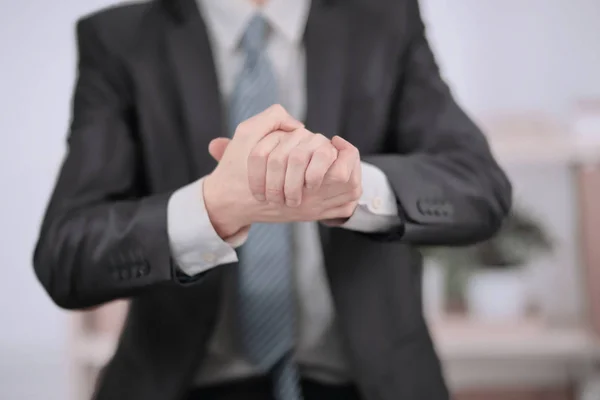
left=325, top=136, right=359, bottom=184
left=331, top=135, right=353, bottom=151
left=208, top=137, right=231, bottom=162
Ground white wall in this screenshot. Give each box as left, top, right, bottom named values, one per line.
left=0, top=1, right=120, bottom=399
left=421, top=0, right=600, bottom=119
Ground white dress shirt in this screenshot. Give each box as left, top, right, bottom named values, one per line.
left=166, top=0, right=401, bottom=386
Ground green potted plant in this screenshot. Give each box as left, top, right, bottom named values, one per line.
left=423, top=207, right=553, bottom=321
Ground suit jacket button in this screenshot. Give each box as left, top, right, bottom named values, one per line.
left=119, top=269, right=130, bottom=280
left=371, top=197, right=383, bottom=210
left=202, top=253, right=216, bottom=263
left=139, top=263, right=150, bottom=276
left=417, top=200, right=426, bottom=214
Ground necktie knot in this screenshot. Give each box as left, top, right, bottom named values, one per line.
left=241, top=14, right=268, bottom=54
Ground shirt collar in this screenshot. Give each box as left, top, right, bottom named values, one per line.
left=197, top=0, right=311, bottom=51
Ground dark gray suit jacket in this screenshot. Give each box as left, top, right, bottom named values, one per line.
left=33, top=0, right=512, bottom=399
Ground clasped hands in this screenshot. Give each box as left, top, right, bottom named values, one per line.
left=203, top=105, right=362, bottom=239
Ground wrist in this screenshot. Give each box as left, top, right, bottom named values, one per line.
left=203, top=175, right=250, bottom=239
left=321, top=200, right=359, bottom=226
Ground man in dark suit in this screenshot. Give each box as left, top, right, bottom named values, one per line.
left=33, top=0, right=512, bottom=399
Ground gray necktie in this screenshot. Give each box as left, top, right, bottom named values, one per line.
left=229, top=14, right=302, bottom=400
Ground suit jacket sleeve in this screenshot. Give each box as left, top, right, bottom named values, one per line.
left=361, top=0, right=512, bottom=245
left=33, top=18, right=183, bottom=310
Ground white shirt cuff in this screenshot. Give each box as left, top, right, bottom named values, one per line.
left=340, top=161, right=401, bottom=233
left=167, top=178, right=248, bottom=276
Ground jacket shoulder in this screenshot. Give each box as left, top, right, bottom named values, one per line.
left=75, top=1, right=163, bottom=52
left=79, top=1, right=150, bottom=29
left=346, top=0, right=412, bottom=32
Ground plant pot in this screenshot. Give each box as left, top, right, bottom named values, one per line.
left=422, top=259, right=446, bottom=320
left=465, top=268, right=528, bottom=322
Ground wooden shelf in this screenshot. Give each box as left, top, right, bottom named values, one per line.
left=488, top=135, right=600, bottom=165
left=473, top=111, right=600, bottom=165
left=431, top=317, right=600, bottom=362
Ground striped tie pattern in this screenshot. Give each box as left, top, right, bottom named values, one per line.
left=229, top=14, right=302, bottom=400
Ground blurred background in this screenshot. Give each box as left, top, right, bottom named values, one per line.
left=1, top=0, right=600, bottom=399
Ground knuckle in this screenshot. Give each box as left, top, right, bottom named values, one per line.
left=330, top=168, right=349, bottom=183
left=342, top=203, right=356, bottom=217
left=284, top=187, right=301, bottom=205
left=313, top=133, right=327, bottom=142
left=285, top=192, right=301, bottom=204
left=301, top=128, right=314, bottom=137
left=251, top=184, right=266, bottom=193
left=351, top=186, right=363, bottom=200
left=249, top=146, right=270, bottom=161
left=234, top=121, right=248, bottom=136
left=331, top=146, right=340, bottom=159
left=289, top=149, right=310, bottom=166
left=292, top=128, right=312, bottom=142
left=308, top=133, right=328, bottom=147
left=266, top=187, right=284, bottom=199
left=329, top=147, right=340, bottom=161
left=269, top=103, right=286, bottom=116
left=314, top=147, right=332, bottom=161
left=285, top=186, right=300, bottom=196
left=267, top=154, right=286, bottom=169
left=305, top=175, right=320, bottom=187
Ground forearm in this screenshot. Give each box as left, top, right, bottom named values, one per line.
left=33, top=192, right=175, bottom=310
left=366, top=0, right=512, bottom=245
left=363, top=151, right=511, bottom=245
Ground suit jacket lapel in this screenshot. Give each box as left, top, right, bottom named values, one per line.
left=304, top=1, right=349, bottom=139
left=165, top=0, right=225, bottom=177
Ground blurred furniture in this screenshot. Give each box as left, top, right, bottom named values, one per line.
left=432, top=316, right=599, bottom=399
left=575, top=164, right=600, bottom=400
left=574, top=100, right=600, bottom=337
left=69, top=113, right=600, bottom=400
